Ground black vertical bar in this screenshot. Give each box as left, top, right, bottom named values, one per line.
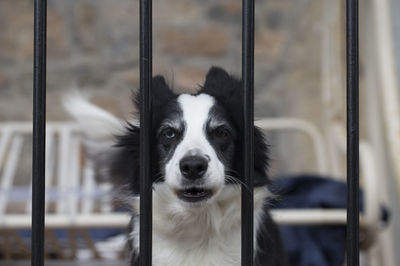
left=139, top=0, right=152, bottom=265
left=242, top=0, right=254, bottom=265
left=346, top=0, right=359, bottom=265
left=32, top=0, right=47, bottom=266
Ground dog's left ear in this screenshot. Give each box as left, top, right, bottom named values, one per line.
left=202, top=66, right=242, bottom=101
left=202, top=67, right=243, bottom=124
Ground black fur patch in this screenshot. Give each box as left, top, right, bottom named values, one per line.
left=110, top=76, right=180, bottom=194
left=201, top=66, right=270, bottom=186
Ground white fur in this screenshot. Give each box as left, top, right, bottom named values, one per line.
left=130, top=185, right=269, bottom=266
left=165, top=94, right=225, bottom=192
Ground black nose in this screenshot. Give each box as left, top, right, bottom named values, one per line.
left=179, top=156, right=208, bottom=180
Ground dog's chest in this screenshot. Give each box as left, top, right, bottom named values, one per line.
left=152, top=224, right=241, bottom=266
left=130, top=186, right=269, bottom=266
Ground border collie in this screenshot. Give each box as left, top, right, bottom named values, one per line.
left=66, top=67, right=288, bottom=266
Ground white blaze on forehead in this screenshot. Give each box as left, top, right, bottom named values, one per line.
left=178, top=93, right=215, bottom=135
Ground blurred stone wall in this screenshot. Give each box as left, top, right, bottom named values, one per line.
left=0, top=0, right=333, bottom=175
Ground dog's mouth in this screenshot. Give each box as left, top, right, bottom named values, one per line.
left=176, top=187, right=214, bottom=203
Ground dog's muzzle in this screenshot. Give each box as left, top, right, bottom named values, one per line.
left=177, top=155, right=214, bottom=203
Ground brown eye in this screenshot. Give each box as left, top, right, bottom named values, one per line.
left=163, top=129, right=176, bottom=139
left=214, top=128, right=229, bottom=138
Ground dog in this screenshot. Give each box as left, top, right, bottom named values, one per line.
left=65, top=66, right=288, bottom=266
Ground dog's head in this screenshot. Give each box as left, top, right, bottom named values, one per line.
left=111, top=67, right=269, bottom=205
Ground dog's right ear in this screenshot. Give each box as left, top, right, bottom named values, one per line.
left=134, top=75, right=175, bottom=110
left=152, top=75, right=175, bottom=105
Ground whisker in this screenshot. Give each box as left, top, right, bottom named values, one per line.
left=225, top=174, right=252, bottom=193
left=224, top=177, right=242, bottom=192
left=152, top=172, right=165, bottom=185
left=225, top=168, right=240, bottom=177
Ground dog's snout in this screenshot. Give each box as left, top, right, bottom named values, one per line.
left=179, top=156, right=208, bottom=180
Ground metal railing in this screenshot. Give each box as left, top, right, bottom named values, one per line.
left=31, top=0, right=360, bottom=266
left=139, top=0, right=153, bottom=265
left=242, top=0, right=255, bottom=264
left=346, top=1, right=359, bottom=266
left=32, top=0, right=47, bottom=265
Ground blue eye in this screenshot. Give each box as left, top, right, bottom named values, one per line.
left=163, top=129, right=176, bottom=139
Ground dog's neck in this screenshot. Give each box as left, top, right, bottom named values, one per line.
left=130, top=185, right=270, bottom=266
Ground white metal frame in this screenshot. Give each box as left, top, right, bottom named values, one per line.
left=0, top=120, right=384, bottom=259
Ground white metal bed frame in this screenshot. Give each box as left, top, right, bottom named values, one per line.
left=0, top=120, right=385, bottom=261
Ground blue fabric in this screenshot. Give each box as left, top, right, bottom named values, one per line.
left=268, top=174, right=389, bottom=266
left=18, top=228, right=123, bottom=242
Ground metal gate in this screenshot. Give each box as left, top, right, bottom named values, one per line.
left=31, top=0, right=360, bottom=266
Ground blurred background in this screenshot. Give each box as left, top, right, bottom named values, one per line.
left=0, top=0, right=399, bottom=265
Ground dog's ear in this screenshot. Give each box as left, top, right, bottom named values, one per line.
left=203, top=67, right=233, bottom=95
left=152, top=75, right=175, bottom=106
left=202, top=66, right=242, bottom=100
left=134, top=75, right=175, bottom=110
left=202, top=66, right=243, bottom=125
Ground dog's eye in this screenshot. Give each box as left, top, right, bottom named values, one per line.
left=162, top=128, right=176, bottom=139
left=214, top=127, right=229, bottom=139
